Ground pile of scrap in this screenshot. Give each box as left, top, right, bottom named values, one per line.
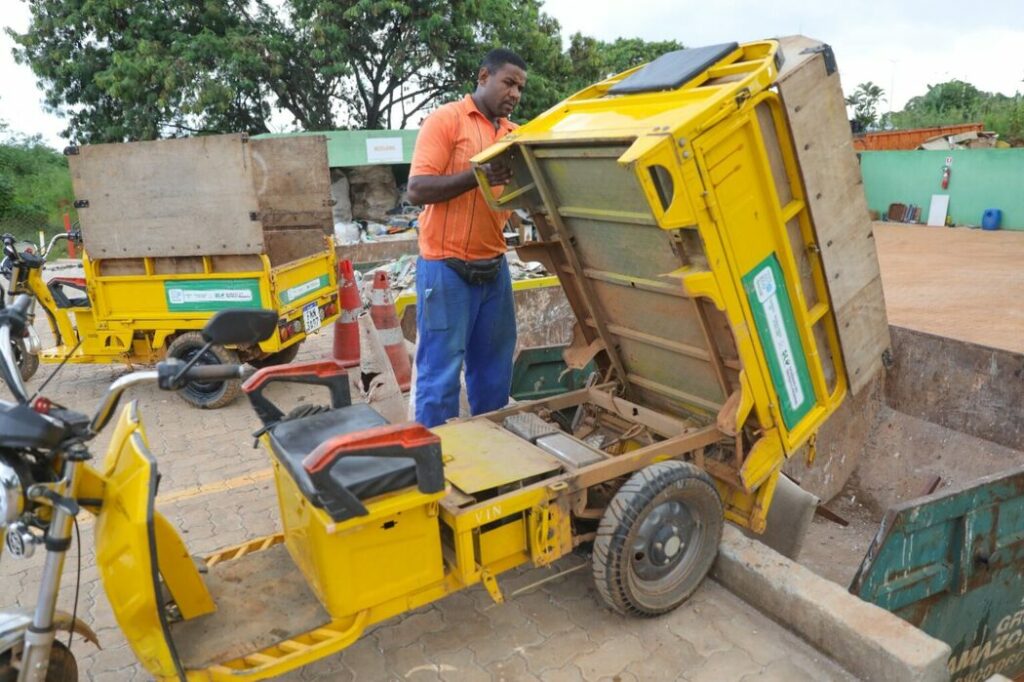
left=918, top=129, right=1002, bottom=150
left=356, top=252, right=550, bottom=300
left=332, top=165, right=423, bottom=245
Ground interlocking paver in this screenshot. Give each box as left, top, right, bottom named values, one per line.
left=429, top=648, right=491, bottom=682
left=521, top=628, right=596, bottom=676
left=687, top=648, right=763, bottom=682
left=0, top=325, right=859, bottom=681
left=484, top=654, right=540, bottom=682
left=571, top=633, right=645, bottom=680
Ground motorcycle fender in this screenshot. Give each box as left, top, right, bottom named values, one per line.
left=0, top=609, right=100, bottom=653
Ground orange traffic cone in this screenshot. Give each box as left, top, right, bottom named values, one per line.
left=369, top=271, right=412, bottom=391
left=332, top=259, right=362, bottom=368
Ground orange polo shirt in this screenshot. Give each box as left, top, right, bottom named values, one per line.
left=411, top=95, right=517, bottom=261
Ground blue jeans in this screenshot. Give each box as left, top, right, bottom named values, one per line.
left=414, top=257, right=516, bottom=427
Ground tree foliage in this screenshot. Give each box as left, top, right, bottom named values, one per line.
left=845, top=81, right=886, bottom=131
left=891, top=79, right=1024, bottom=144
left=567, top=34, right=684, bottom=93
left=9, top=0, right=683, bottom=142
left=0, top=137, right=74, bottom=243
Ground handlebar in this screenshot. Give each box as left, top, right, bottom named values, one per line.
left=90, top=362, right=248, bottom=434
left=180, top=364, right=246, bottom=382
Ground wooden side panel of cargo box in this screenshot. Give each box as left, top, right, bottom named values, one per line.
left=69, top=133, right=265, bottom=259
left=775, top=35, right=891, bottom=395
left=250, top=136, right=334, bottom=267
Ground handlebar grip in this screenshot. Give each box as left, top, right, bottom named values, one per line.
left=182, top=364, right=244, bottom=382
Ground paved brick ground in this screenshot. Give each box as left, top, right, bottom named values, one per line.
left=1, top=320, right=856, bottom=681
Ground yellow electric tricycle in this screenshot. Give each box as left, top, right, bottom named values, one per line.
left=1, top=133, right=340, bottom=408
left=1, top=39, right=851, bottom=681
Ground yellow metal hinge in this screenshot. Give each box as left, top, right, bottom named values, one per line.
left=481, top=569, right=504, bottom=604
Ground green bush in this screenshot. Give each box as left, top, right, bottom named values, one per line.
left=0, top=139, right=75, bottom=253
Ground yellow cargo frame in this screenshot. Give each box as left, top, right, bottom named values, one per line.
left=27, top=241, right=338, bottom=365
left=473, top=40, right=847, bottom=528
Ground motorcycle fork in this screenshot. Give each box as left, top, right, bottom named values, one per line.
left=18, top=460, right=80, bottom=682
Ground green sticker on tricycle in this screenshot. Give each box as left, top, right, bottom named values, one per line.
left=741, top=254, right=814, bottom=430
left=279, top=274, right=330, bottom=305
left=164, top=279, right=262, bottom=312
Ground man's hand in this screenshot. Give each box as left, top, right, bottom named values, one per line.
left=407, top=159, right=514, bottom=206
left=481, top=160, right=514, bottom=186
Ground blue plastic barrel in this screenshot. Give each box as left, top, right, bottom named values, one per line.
left=982, top=209, right=1002, bottom=230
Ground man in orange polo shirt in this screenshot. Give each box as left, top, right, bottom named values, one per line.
left=406, top=49, right=527, bottom=427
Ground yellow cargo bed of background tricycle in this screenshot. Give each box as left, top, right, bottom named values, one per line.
left=4, top=133, right=340, bottom=408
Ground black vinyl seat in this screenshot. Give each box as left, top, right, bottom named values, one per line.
left=267, top=403, right=418, bottom=511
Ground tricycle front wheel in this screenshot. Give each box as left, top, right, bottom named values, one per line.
left=10, top=336, right=38, bottom=382
left=592, top=461, right=723, bottom=616
left=167, top=331, right=242, bottom=409
left=0, top=641, right=78, bottom=682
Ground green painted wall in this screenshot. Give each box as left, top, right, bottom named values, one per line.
left=255, top=129, right=419, bottom=167
left=860, top=149, right=1024, bottom=230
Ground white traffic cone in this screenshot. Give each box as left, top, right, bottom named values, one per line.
left=356, top=311, right=406, bottom=424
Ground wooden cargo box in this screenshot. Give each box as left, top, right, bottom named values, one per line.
left=67, top=133, right=333, bottom=267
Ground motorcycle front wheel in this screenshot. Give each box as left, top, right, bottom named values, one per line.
left=0, top=641, right=78, bottom=682
left=11, top=336, right=39, bottom=382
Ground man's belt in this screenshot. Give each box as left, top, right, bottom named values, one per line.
left=443, top=257, right=503, bottom=285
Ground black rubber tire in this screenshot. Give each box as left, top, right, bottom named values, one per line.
left=592, top=460, right=724, bottom=616
left=166, top=331, right=242, bottom=409
left=0, top=641, right=78, bottom=682
left=11, top=336, right=39, bottom=382
left=248, top=340, right=301, bottom=369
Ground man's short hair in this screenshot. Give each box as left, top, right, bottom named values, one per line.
left=481, top=48, right=527, bottom=74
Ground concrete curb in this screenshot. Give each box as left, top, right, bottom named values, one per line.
left=713, top=525, right=952, bottom=682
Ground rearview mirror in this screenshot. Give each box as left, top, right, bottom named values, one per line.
left=201, top=309, right=278, bottom=346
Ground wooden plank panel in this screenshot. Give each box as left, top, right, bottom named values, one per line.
left=249, top=136, right=333, bottom=232
left=69, top=134, right=265, bottom=258
left=775, top=35, right=891, bottom=395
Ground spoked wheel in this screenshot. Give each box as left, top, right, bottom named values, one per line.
left=10, top=336, right=39, bottom=382
left=167, top=331, right=241, bottom=409
left=593, top=461, right=724, bottom=616
left=0, top=641, right=78, bottom=682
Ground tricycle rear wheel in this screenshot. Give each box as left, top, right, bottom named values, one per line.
left=167, top=331, right=242, bottom=409
left=592, top=461, right=723, bottom=616
left=248, top=340, right=301, bottom=369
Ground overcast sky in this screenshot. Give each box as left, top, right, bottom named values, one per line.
left=2, top=0, right=1022, bottom=147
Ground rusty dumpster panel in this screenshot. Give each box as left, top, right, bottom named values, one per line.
left=850, top=466, right=1024, bottom=682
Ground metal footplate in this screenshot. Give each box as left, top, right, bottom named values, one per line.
left=502, top=414, right=606, bottom=469
left=503, top=413, right=560, bottom=442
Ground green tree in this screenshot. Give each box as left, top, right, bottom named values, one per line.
left=10, top=0, right=683, bottom=140
left=8, top=0, right=577, bottom=140
left=890, top=79, right=1024, bottom=144
left=845, top=81, right=886, bottom=131
left=567, top=34, right=684, bottom=93
left=0, top=139, right=75, bottom=244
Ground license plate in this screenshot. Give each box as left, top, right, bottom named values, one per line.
left=302, top=302, right=322, bottom=333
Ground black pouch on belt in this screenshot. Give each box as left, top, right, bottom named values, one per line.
left=443, top=257, right=503, bottom=285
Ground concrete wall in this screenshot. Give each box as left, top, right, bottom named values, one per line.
left=860, top=149, right=1024, bottom=229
